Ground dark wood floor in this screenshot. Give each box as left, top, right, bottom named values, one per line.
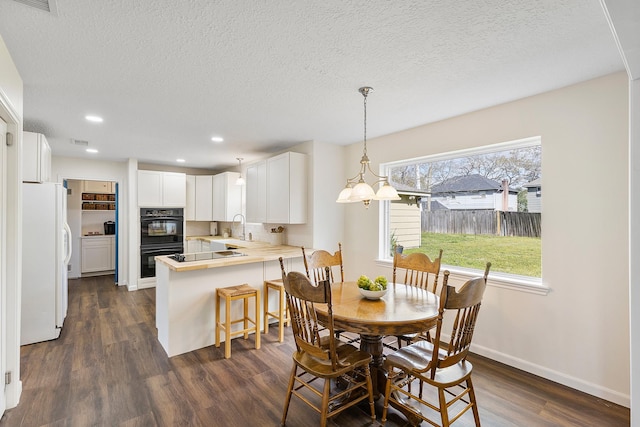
left=1, top=275, right=630, bottom=426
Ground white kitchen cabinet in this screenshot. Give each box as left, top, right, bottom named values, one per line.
left=245, top=160, right=267, bottom=223
left=266, top=152, right=307, bottom=224
left=212, top=172, right=242, bottom=222
left=82, top=180, right=114, bottom=193
left=185, top=175, right=196, bottom=220
left=138, top=170, right=163, bottom=206
left=195, top=175, right=214, bottom=221
left=137, top=170, right=186, bottom=207
left=22, top=131, right=51, bottom=183
left=81, top=236, right=115, bottom=273
left=162, top=172, right=187, bottom=207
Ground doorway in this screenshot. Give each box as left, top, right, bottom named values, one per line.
left=66, top=179, right=117, bottom=279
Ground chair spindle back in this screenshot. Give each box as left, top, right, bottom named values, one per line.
left=430, top=262, right=491, bottom=378
left=393, top=250, right=443, bottom=293
left=301, top=243, right=344, bottom=284
left=279, top=257, right=337, bottom=366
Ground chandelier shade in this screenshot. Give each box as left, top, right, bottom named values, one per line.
left=336, top=86, right=400, bottom=207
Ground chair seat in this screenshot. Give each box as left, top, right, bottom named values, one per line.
left=386, top=340, right=449, bottom=372
left=217, top=283, right=257, bottom=298
left=388, top=342, right=475, bottom=386
left=293, top=344, right=372, bottom=378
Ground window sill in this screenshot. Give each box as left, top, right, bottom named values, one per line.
left=374, top=259, right=549, bottom=296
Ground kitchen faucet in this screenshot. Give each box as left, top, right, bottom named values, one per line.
left=232, top=214, right=246, bottom=241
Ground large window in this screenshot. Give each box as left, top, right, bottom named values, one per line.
left=381, top=137, right=541, bottom=281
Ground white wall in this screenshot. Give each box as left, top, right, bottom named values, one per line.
left=50, top=157, right=129, bottom=285
left=341, top=72, right=630, bottom=405
left=311, top=140, right=345, bottom=254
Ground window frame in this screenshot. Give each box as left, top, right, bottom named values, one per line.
left=377, top=136, right=548, bottom=295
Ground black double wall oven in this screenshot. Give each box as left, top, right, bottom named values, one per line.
left=140, top=208, right=184, bottom=278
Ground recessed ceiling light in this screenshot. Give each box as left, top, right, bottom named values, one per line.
left=85, top=115, right=103, bottom=123
left=176, top=158, right=186, bottom=163
left=86, top=148, right=98, bottom=153
left=211, top=136, right=224, bottom=143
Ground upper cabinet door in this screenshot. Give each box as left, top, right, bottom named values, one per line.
left=195, top=175, right=213, bottom=221
left=266, top=154, right=290, bottom=224
left=185, top=175, right=196, bottom=221
left=22, top=131, right=51, bottom=183
left=137, top=170, right=163, bottom=207
left=162, top=172, right=186, bottom=207
left=246, top=160, right=267, bottom=223
left=212, top=172, right=241, bottom=222
left=82, top=180, right=114, bottom=193
left=266, top=152, right=307, bottom=224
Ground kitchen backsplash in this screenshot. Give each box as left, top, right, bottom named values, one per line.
left=184, top=221, right=210, bottom=237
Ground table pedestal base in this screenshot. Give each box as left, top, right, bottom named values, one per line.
left=359, top=334, right=386, bottom=399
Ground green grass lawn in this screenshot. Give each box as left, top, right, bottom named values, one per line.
left=402, top=232, right=541, bottom=277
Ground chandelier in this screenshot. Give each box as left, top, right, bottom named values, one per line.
left=336, top=87, right=400, bottom=207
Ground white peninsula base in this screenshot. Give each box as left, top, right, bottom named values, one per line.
left=155, top=251, right=304, bottom=357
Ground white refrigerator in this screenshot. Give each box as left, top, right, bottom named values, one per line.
left=21, top=182, right=72, bottom=345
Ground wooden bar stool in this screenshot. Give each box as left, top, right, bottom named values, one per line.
left=215, top=283, right=261, bottom=359
left=263, top=278, right=290, bottom=342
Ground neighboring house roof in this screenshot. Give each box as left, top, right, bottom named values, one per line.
left=423, top=200, right=448, bottom=210
left=392, top=182, right=431, bottom=196
left=430, top=174, right=515, bottom=194
left=523, top=178, right=541, bottom=188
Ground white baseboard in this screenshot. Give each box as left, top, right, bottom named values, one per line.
left=470, top=342, right=630, bottom=408
left=136, top=277, right=156, bottom=290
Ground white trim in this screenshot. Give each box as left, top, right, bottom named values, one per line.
left=0, top=85, right=23, bottom=410
left=136, top=277, right=156, bottom=290
left=374, top=259, right=549, bottom=295
left=383, top=135, right=541, bottom=168
left=470, top=341, right=630, bottom=408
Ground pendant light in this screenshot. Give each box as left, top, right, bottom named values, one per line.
left=235, top=158, right=245, bottom=185
left=336, top=87, right=400, bottom=207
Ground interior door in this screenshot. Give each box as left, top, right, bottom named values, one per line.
left=0, top=117, right=8, bottom=417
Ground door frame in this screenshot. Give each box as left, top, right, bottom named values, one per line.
left=0, top=89, right=24, bottom=411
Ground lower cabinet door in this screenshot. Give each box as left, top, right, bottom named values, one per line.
left=82, top=238, right=113, bottom=272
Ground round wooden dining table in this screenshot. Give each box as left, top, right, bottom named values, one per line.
left=314, top=281, right=439, bottom=397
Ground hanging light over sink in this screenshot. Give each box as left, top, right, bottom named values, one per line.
left=235, top=157, right=245, bottom=186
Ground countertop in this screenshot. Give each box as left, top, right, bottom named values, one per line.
left=81, top=234, right=115, bottom=239
left=156, top=239, right=305, bottom=272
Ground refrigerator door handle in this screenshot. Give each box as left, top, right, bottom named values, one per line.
left=63, top=222, right=73, bottom=264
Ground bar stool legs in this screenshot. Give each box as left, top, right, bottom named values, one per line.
left=215, top=284, right=261, bottom=359
left=264, top=279, right=290, bottom=342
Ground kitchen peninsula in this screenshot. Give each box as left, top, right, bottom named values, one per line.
left=155, top=239, right=306, bottom=357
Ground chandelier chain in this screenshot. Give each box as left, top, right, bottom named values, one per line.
left=363, top=91, right=368, bottom=158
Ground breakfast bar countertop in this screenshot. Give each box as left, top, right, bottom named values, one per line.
left=155, top=239, right=305, bottom=272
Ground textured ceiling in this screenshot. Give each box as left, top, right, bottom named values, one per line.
left=0, top=0, right=625, bottom=169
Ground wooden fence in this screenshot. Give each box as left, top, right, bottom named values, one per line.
left=421, top=210, right=541, bottom=237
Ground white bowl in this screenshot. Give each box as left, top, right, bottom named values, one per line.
left=359, top=288, right=388, bottom=300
